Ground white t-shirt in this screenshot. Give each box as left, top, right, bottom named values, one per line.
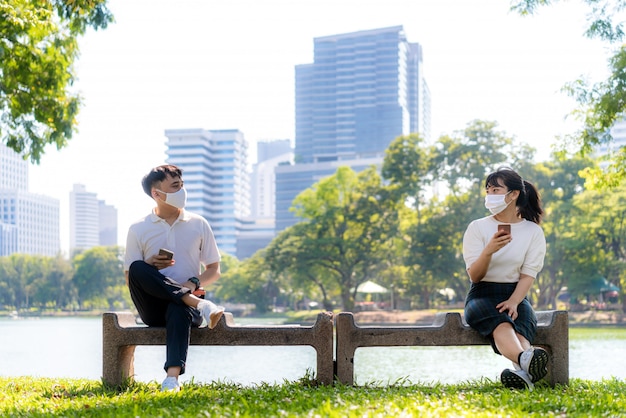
left=124, top=209, right=221, bottom=284
left=462, top=216, right=546, bottom=283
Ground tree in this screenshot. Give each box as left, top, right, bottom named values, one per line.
left=512, top=0, right=626, bottom=188
left=288, top=166, right=400, bottom=310
left=264, top=223, right=340, bottom=311
left=215, top=252, right=282, bottom=313
left=382, top=133, right=435, bottom=206
left=403, top=201, right=468, bottom=308
left=6, top=253, right=44, bottom=309
left=0, top=256, right=18, bottom=308
left=562, top=185, right=626, bottom=305
left=0, top=0, right=113, bottom=162
left=433, top=120, right=536, bottom=197
left=30, top=254, right=75, bottom=309
left=0, top=254, right=77, bottom=310
left=530, top=154, right=593, bottom=308
left=72, top=245, right=125, bottom=309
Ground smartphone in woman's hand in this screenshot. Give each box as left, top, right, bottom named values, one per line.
left=498, top=224, right=511, bottom=235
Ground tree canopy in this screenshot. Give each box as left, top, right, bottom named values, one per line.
left=512, top=0, right=626, bottom=187
left=0, top=0, right=113, bottom=162
left=250, top=121, right=625, bottom=312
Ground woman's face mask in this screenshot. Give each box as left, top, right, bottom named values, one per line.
left=484, top=191, right=511, bottom=215
left=156, top=187, right=187, bottom=209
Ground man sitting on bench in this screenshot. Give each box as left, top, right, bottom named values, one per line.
left=124, top=164, right=225, bottom=392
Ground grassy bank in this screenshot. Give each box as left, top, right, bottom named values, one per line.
left=1, top=377, right=624, bottom=417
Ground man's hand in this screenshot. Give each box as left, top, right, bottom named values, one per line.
left=148, top=254, right=175, bottom=270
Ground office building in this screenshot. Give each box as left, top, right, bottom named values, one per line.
left=0, top=144, right=60, bottom=256
left=238, top=139, right=294, bottom=259
left=165, top=128, right=251, bottom=256
left=69, top=184, right=118, bottom=252
left=275, top=157, right=383, bottom=231
left=600, top=119, right=626, bottom=155
left=99, top=200, right=118, bottom=246
left=0, top=143, right=28, bottom=190
left=250, top=139, right=293, bottom=219
left=276, top=26, right=431, bottom=231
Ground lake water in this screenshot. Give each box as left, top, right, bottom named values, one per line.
left=0, top=316, right=624, bottom=386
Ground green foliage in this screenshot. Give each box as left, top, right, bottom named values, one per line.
left=282, top=166, right=400, bottom=310
left=1, top=376, right=625, bottom=417
left=215, top=252, right=278, bottom=313
left=72, top=246, right=126, bottom=308
left=528, top=156, right=593, bottom=307
left=382, top=133, right=435, bottom=204
left=512, top=0, right=626, bottom=42
left=559, top=184, right=626, bottom=300
left=265, top=223, right=341, bottom=311
left=512, top=0, right=626, bottom=188
left=0, top=253, right=74, bottom=309
left=0, top=245, right=130, bottom=312
left=251, top=120, right=626, bottom=312
left=433, top=120, right=535, bottom=196
left=0, top=0, right=113, bottom=162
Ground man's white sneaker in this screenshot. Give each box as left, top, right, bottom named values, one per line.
left=208, top=307, right=225, bottom=329
left=161, top=376, right=180, bottom=392
left=198, top=301, right=225, bottom=329
left=519, top=347, right=549, bottom=382
left=501, top=368, right=534, bottom=391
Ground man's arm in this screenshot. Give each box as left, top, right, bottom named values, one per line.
left=198, top=262, right=221, bottom=287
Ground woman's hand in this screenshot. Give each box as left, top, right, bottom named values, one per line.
left=467, top=230, right=512, bottom=284
left=486, top=230, right=511, bottom=255
left=496, top=298, right=519, bottom=320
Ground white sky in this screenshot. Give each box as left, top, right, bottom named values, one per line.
left=26, top=0, right=612, bottom=255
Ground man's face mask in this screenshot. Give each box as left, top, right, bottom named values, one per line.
left=156, top=188, right=187, bottom=209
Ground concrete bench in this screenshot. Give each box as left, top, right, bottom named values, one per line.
left=102, top=311, right=334, bottom=387
left=335, top=310, right=569, bottom=386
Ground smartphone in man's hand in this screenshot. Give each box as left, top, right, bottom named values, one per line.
left=159, top=248, right=174, bottom=260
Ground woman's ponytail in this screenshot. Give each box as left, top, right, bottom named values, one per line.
left=518, top=179, right=543, bottom=224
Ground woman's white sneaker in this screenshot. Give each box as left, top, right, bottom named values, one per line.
left=501, top=368, right=534, bottom=391
left=519, top=347, right=549, bottom=382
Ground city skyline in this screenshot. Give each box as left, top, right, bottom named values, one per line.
left=276, top=25, right=429, bottom=231
left=25, top=0, right=611, bottom=254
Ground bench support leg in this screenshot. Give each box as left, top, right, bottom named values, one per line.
left=102, top=312, right=138, bottom=387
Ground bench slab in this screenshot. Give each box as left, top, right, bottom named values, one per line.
left=102, top=311, right=334, bottom=386
left=103, top=310, right=568, bottom=387
left=335, top=310, right=569, bottom=386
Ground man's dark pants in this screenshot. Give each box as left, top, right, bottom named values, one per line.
left=128, top=260, right=202, bottom=374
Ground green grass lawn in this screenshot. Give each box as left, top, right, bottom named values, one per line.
left=1, top=376, right=624, bottom=417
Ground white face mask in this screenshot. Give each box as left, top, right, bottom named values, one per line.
left=484, top=192, right=511, bottom=215
left=156, top=188, right=187, bottom=209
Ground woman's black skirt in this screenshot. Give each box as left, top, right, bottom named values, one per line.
left=464, top=281, right=537, bottom=354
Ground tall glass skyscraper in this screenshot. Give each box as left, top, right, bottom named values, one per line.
left=165, top=128, right=251, bottom=256
left=276, top=26, right=430, bottom=231
left=295, top=26, right=429, bottom=164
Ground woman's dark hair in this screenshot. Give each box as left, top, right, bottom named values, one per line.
left=485, top=166, right=543, bottom=224
left=141, top=165, right=183, bottom=198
